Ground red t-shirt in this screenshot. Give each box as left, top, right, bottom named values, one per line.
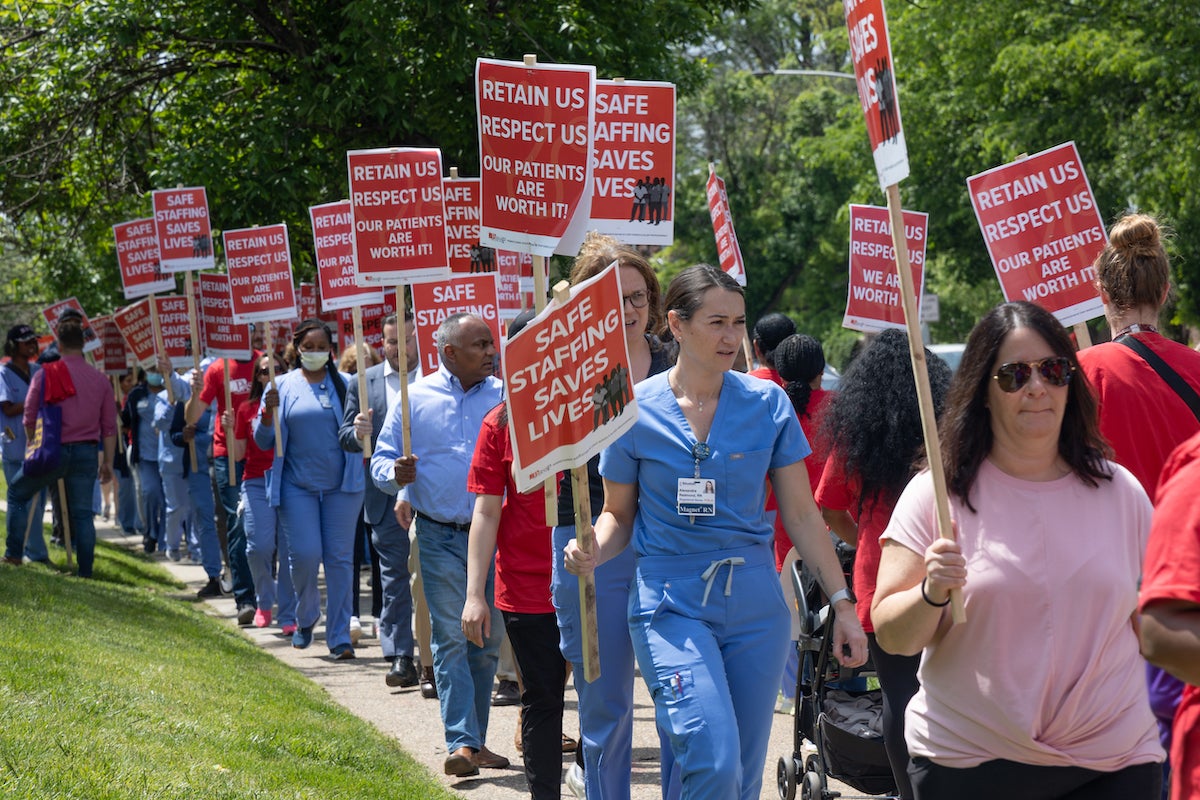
left=199, top=356, right=259, bottom=457
left=815, top=452, right=894, bottom=634
left=1077, top=333, right=1200, bottom=496
left=765, top=386, right=833, bottom=570
left=1139, top=432, right=1200, bottom=800
left=234, top=398, right=274, bottom=481
left=466, top=404, right=553, bottom=614
left=747, top=366, right=784, bottom=387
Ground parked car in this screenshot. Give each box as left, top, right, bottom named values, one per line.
left=928, top=343, right=966, bottom=374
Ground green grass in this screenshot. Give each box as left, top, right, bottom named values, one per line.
left=0, top=516, right=457, bottom=800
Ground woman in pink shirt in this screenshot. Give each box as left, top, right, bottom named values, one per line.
left=873, top=301, right=1163, bottom=799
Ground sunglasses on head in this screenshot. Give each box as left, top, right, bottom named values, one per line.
left=992, top=356, right=1074, bottom=393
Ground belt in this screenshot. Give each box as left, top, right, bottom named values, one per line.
left=414, top=510, right=471, bottom=533
left=63, top=440, right=100, bottom=446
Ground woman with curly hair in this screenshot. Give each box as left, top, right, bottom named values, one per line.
left=815, top=329, right=953, bottom=800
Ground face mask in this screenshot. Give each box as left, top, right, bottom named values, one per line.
left=146, top=372, right=164, bottom=387
left=299, top=351, right=328, bottom=372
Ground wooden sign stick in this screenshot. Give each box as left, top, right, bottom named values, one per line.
left=185, top=272, right=200, bottom=471
left=533, top=254, right=557, bottom=526
left=147, top=294, right=175, bottom=404
left=264, top=323, right=283, bottom=456
left=885, top=183, right=965, bottom=623
left=223, top=357, right=236, bottom=480
left=57, top=479, right=73, bottom=568
left=352, top=305, right=372, bottom=457
left=397, top=290, right=413, bottom=459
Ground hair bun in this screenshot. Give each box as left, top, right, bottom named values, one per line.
left=1109, top=213, right=1162, bottom=258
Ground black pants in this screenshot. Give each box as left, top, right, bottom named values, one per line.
left=868, top=633, right=921, bottom=800
left=502, top=610, right=567, bottom=800
left=910, top=757, right=1161, bottom=800
left=352, top=517, right=381, bottom=619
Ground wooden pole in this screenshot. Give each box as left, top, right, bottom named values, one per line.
left=398, top=290, right=413, bottom=458
left=57, top=479, right=73, bottom=568
left=1072, top=322, right=1093, bottom=350
left=185, top=272, right=200, bottom=471
left=352, top=305, right=372, bottom=457
left=885, top=183, right=965, bottom=624
left=534, top=255, right=557, bottom=526
left=223, top=358, right=236, bottom=480
left=147, top=294, right=175, bottom=404
left=264, top=323, right=283, bottom=456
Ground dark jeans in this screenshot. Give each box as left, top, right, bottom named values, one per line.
left=868, top=633, right=921, bottom=800
left=5, top=443, right=100, bottom=576
left=351, top=515, right=382, bottom=619
left=502, top=610, right=567, bottom=800
left=212, top=455, right=254, bottom=605
left=910, top=757, right=1161, bottom=800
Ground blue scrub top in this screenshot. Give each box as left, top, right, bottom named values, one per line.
left=599, top=369, right=810, bottom=558
left=0, top=361, right=39, bottom=462
left=281, top=379, right=343, bottom=493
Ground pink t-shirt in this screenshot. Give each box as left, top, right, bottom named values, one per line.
left=881, top=460, right=1163, bottom=770
left=24, top=354, right=116, bottom=444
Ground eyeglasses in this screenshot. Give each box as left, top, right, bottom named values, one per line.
left=992, top=356, right=1074, bottom=393
left=622, top=290, right=649, bottom=309
left=255, top=369, right=270, bottom=376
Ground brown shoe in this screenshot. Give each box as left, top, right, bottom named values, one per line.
left=419, top=666, right=438, bottom=699
left=472, top=745, right=510, bottom=770
left=561, top=733, right=578, bottom=753
left=444, top=746, right=479, bottom=777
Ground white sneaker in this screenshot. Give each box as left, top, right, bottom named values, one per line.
left=566, top=762, right=586, bottom=799
left=349, top=616, right=363, bottom=645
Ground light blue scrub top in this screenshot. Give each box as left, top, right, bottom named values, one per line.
left=599, top=369, right=810, bottom=558
left=280, top=379, right=343, bottom=493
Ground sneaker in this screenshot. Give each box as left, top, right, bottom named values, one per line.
left=166, top=549, right=182, bottom=563
left=196, top=577, right=224, bottom=599
left=253, top=608, right=272, bottom=628
left=236, top=603, right=256, bottom=626
left=331, top=643, right=356, bottom=660
left=102, top=504, right=110, bottom=521
left=349, top=616, right=363, bottom=645
left=566, top=762, right=586, bottom=799
left=492, top=679, right=520, bottom=707
left=292, top=625, right=314, bottom=649
left=281, top=623, right=297, bottom=636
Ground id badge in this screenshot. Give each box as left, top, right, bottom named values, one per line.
left=318, top=392, right=333, bottom=410
left=677, top=478, right=716, bottom=517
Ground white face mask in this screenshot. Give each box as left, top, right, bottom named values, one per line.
left=299, top=351, right=328, bottom=372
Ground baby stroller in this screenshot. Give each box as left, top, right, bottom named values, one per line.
left=776, top=548, right=897, bottom=800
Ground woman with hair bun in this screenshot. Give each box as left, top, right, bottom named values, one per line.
left=1077, top=213, right=1200, bottom=784
left=255, top=319, right=366, bottom=658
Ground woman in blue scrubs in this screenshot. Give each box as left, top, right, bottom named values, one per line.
left=565, top=264, right=867, bottom=800
left=256, top=319, right=365, bottom=658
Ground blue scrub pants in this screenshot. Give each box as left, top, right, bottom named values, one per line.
left=630, top=543, right=790, bottom=800
left=371, top=510, right=414, bottom=660
left=135, top=459, right=164, bottom=546
left=5, top=443, right=100, bottom=576
left=213, top=455, right=254, bottom=607
left=242, top=477, right=296, bottom=625
left=552, top=524, right=680, bottom=800
left=3, top=458, right=47, bottom=561
left=116, top=467, right=138, bottom=532
left=277, top=480, right=362, bottom=652
left=160, top=468, right=190, bottom=557
left=184, top=468, right=222, bottom=579
left=414, top=513, right=503, bottom=753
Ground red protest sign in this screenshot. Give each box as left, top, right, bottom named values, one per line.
left=843, top=205, right=929, bottom=332
left=476, top=58, right=595, bottom=257
left=299, top=283, right=317, bottom=320
left=114, top=218, right=173, bottom=299
left=155, top=295, right=193, bottom=369
left=113, top=299, right=155, bottom=368
left=151, top=187, right=216, bottom=272
left=223, top=224, right=298, bottom=324
left=347, top=148, right=450, bottom=285
left=504, top=262, right=634, bottom=492
left=411, top=274, right=502, bottom=377
left=967, top=142, right=1106, bottom=326
left=93, top=315, right=130, bottom=375
left=197, top=273, right=252, bottom=360
left=41, top=298, right=101, bottom=353
left=845, top=0, right=908, bottom=190
left=497, top=250, right=535, bottom=320
left=589, top=80, right=675, bottom=246
left=309, top=200, right=385, bottom=310
left=706, top=167, right=746, bottom=286
left=442, top=177, right=485, bottom=273
left=335, top=289, right=397, bottom=355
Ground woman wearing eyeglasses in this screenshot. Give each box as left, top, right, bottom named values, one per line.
left=872, top=301, right=1163, bottom=800
left=565, top=263, right=866, bottom=800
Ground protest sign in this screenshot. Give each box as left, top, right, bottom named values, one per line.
left=223, top=224, right=298, bottom=324
left=845, top=0, right=908, bottom=191
left=589, top=80, right=675, bottom=246
left=706, top=166, right=746, bottom=286
left=310, top=199, right=386, bottom=311
left=41, top=298, right=101, bottom=353
left=114, top=218, right=174, bottom=299
left=843, top=204, right=928, bottom=332
left=299, top=283, right=317, bottom=320
left=113, top=299, right=156, bottom=368
left=497, top=250, right=535, bottom=320
left=336, top=289, right=396, bottom=355
left=476, top=57, right=595, bottom=257
left=504, top=262, right=634, bottom=493
left=154, top=295, right=193, bottom=369
left=197, top=273, right=253, bottom=360
left=93, top=315, right=130, bottom=375
left=410, top=274, right=502, bottom=376
left=967, top=142, right=1106, bottom=326
left=151, top=187, right=216, bottom=272
left=442, top=177, right=488, bottom=273
left=347, top=148, right=450, bottom=285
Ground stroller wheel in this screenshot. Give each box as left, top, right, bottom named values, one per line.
left=776, top=756, right=798, bottom=800
left=801, top=768, right=824, bottom=800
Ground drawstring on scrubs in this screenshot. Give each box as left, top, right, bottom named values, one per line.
left=700, top=557, right=745, bottom=606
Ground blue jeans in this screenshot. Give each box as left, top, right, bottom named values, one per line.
left=186, top=468, right=222, bottom=580
left=242, top=477, right=296, bottom=625
left=277, top=481, right=362, bottom=651
left=414, top=513, right=502, bottom=752
left=212, top=455, right=254, bottom=606
left=5, top=443, right=101, bottom=576
left=3, top=458, right=47, bottom=561
left=135, top=459, right=164, bottom=544
left=371, top=511, right=414, bottom=659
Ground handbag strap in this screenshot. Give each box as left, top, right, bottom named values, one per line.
left=1115, top=334, right=1200, bottom=423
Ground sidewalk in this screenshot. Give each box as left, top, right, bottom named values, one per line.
left=91, top=515, right=846, bottom=799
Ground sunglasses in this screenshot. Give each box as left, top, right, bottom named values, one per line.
left=992, top=356, right=1074, bottom=393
